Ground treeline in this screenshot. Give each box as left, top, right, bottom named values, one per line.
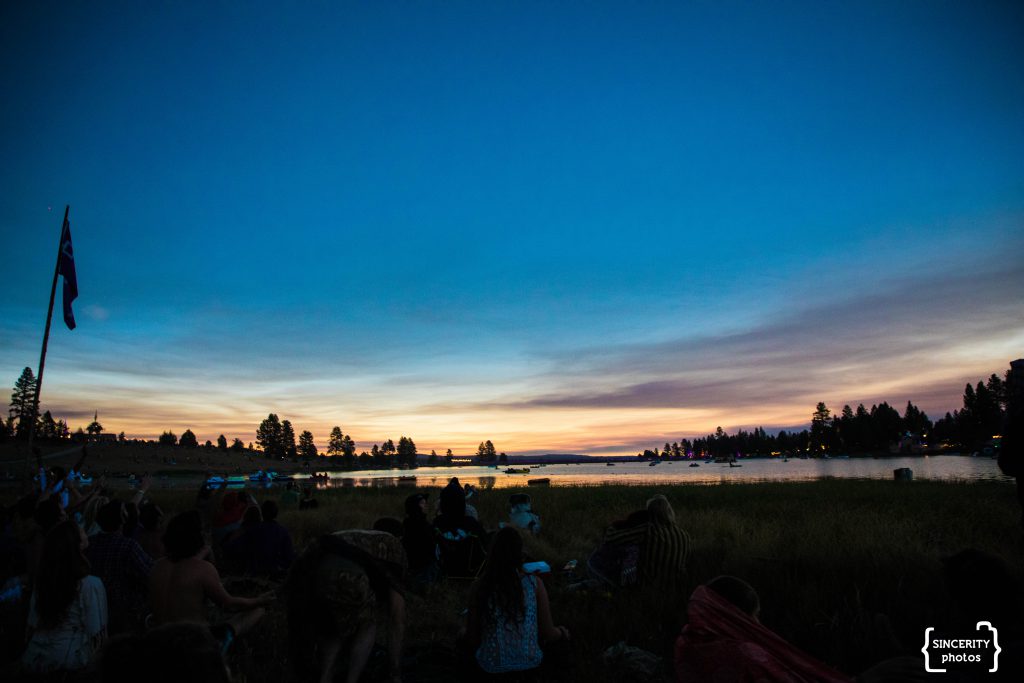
left=639, top=370, right=1010, bottom=459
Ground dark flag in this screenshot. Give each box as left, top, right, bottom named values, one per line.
left=58, top=217, right=78, bottom=330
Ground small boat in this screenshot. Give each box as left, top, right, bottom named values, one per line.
left=648, top=461, right=659, bottom=467
left=505, top=468, right=530, bottom=474
left=606, top=462, right=616, bottom=466
left=527, top=478, right=551, bottom=486
left=729, top=463, right=742, bottom=468
left=689, top=463, right=700, bottom=468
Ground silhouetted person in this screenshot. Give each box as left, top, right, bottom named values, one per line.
left=22, top=521, right=108, bottom=675
left=462, top=527, right=569, bottom=678
left=149, top=511, right=272, bottom=646
left=224, top=501, right=295, bottom=579
left=85, top=499, right=153, bottom=634
left=402, top=493, right=439, bottom=587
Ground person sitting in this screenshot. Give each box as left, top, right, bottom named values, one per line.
left=462, top=527, right=569, bottom=677
left=287, top=530, right=406, bottom=683
left=85, top=499, right=154, bottom=634
left=589, top=495, right=688, bottom=589
left=463, top=483, right=480, bottom=521
left=211, top=492, right=249, bottom=552
left=434, top=486, right=487, bottom=578
left=224, top=501, right=295, bottom=579
left=402, top=493, right=439, bottom=587
left=507, top=493, right=541, bottom=535
left=21, top=520, right=108, bottom=675
left=149, top=510, right=273, bottom=647
left=674, top=576, right=852, bottom=683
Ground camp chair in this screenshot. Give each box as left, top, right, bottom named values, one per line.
left=436, top=526, right=486, bottom=579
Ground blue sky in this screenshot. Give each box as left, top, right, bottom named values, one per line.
left=2, top=1, right=1022, bottom=455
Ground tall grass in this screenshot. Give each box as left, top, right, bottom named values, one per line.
left=32, top=479, right=1024, bottom=681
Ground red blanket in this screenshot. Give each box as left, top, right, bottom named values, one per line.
left=674, top=585, right=852, bottom=683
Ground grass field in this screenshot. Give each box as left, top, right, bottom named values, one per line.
left=50, top=478, right=1008, bottom=682
left=3, top=473, right=1021, bottom=681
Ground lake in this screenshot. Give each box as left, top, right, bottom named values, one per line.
left=278, top=454, right=1010, bottom=490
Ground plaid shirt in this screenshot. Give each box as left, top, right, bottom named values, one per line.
left=85, top=531, right=154, bottom=626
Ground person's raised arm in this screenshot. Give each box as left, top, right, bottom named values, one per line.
left=131, top=474, right=152, bottom=506
left=534, top=577, right=569, bottom=643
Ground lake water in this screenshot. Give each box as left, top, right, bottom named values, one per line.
left=285, top=455, right=1010, bottom=490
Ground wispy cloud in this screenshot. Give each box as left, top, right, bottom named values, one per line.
left=497, top=259, right=1024, bottom=423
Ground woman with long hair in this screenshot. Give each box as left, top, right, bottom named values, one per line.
left=464, top=527, right=569, bottom=676
left=22, top=519, right=108, bottom=674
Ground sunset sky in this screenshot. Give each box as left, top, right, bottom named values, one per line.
left=1, top=2, right=1022, bottom=455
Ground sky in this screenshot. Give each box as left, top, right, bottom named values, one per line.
left=1, top=1, right=1022, bottom=456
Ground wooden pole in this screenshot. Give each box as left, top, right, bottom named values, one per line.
left=25, top=205, right=69, bottom=478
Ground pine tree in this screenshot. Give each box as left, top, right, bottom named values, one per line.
left=328, top=426, right=344, bottom=456
left=9, top=367, right=38, bottom=438
left=281, top=419, right=297, bottom=459
left=298, top=430, right=317, bottom=460
left=217, top=434, right=228, bottom=451
left=810, top=402, right=832, bottom=453
left=256, top=414, right=284, bottom=459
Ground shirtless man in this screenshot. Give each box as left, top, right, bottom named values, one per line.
left=149, top=510, right=272, bottom=640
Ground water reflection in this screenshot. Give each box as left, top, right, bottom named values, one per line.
left=281, top=456, right=1008, bottom=489
left=103, top=456, right=1012, bottom=491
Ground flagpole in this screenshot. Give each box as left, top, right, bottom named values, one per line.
left=25, top=205, right=69, bottom=477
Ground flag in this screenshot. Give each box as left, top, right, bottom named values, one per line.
left=58, top=217, right=78, bottom=330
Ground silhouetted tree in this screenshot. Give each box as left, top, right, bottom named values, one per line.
left=397, top=436, right=418, bottom=468
left=498, top=452, right=508, bottom=465
left=476, top=440, right=497, bottom=463
left=159, top=431, right=177, bottom=446
left=328, top=427, right=344, bottom=456
left=810, top=402, right=832, bottom=453
left=445, top=448, right=453, bottom=466
left=427, top=449, right=438, bottom=466
left=9, top=367, right=38, bottom=438
left=281, top=419, right=297, bottom=459
left=231, top=438, right=245, bottom=452
left=179, top=429, right=199, bottom=449
left=298, top=430, right=317, bottom=460
left=37, top=411, right=58, bottom=440
left=256, top=413, right=285, bottom=459
left=217, top=434, right=228, bottom=451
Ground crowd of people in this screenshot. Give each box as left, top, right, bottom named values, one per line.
left=1, top=463, right=1017, bottom=682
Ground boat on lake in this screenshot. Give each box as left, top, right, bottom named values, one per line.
left=505, top=467, right=530, bottom=474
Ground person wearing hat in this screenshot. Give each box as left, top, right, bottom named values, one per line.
left=402, top=492, right=439, bottom=588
